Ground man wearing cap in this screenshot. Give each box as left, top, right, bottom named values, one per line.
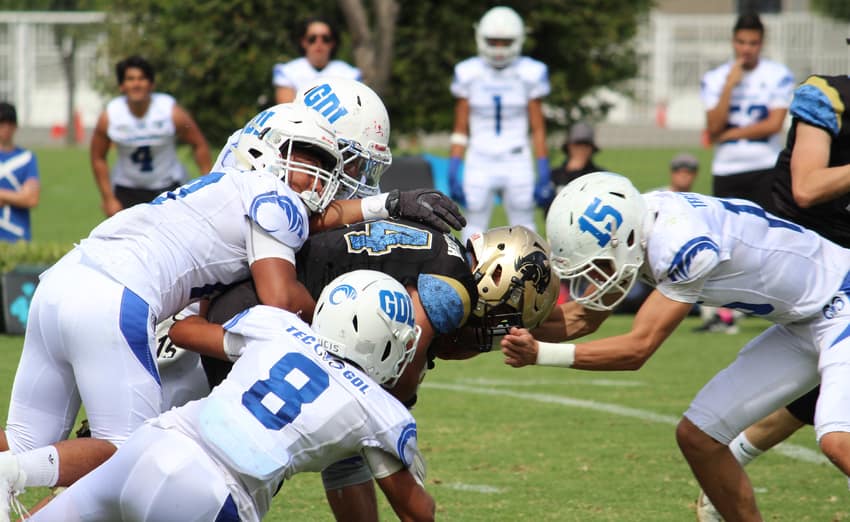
left=667, top=152, right=699, bottom=192
left=0, top=102, right=40, bottom=243
left=547, top=121, right=604, bottom=215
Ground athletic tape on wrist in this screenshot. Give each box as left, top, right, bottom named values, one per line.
left=535, top=342, right=575, bottom=367
left=450, top=133, right=469, bottom=147
left=361, top=193, right=390, bottom=220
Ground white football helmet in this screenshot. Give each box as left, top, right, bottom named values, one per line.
left=312, top=270, right=421, bottom=387
left=545, top=172, right=648, bottom=311
left=234, top=103, right=343, bottom=213
left=295, top=78, right=392, bottom=199
left=475, top=6, right=524, bottom=68
left=467, top=225, right=559, bottom=350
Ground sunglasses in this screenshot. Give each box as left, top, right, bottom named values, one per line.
left=306, top=34, right=333, bottom=44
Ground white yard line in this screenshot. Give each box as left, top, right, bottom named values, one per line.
left=458, top=377, right=644, bottom=387
left=422, top=382, right=829, bottom=466
left=443, top=483, right=505, bottom=494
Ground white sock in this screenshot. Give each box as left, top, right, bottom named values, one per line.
left=17, top=445, right=60, bottom=488
left=728, top=432, right=763, bottom=467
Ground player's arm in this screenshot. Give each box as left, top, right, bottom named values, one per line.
left=717, top=107, right=787, bottom=142
left=173, top=104, right=212, bottom=175
left=788, top=121, right=850, bottom=207
left=705, top=60, right=744, bottom=141
left=313, top=190, right=465, bottom=234
left=449, top=98, right=470, bottom=158
left=0, top=178, right=39, bottom=208
left=502, top=289, right=693, bottom=370
left=531, top=300, right=611, bottom=343
left=528, top=98, right=547, bottom=160
left=248, top=219, right=316, bottom=318
left=276, top=86, right=296, bottom=104
left=168, top=315, right=226, bottom=359
left=90, top=111, right=122, bottom=216
left=365, top=447, right=435, bottom=522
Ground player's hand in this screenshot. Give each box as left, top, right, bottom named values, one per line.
left=725, top=59, right=745, bottom=88
left=385, top=188, right=467, bottom=232
left=501, top=327, right=539, bottom=367
left=447, top=156, right=466, bottom=207
left=533, top=179, right=555, bottom=208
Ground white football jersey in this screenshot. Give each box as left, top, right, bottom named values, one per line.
left=106, top=93, right=188, bottom=189
left=700, top=59, right=794, bottom=175
left=154, top=306, right=420, bottom=521
left=272, top=57, right=361, bottom=91
left=640, top=191, right=850, bottom=324
left=77, top=168, right=309, bottom=319
left=451, top=56, right=550, bottom=155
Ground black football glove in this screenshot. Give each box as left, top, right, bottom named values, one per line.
left=385, top=189, right=467, bottom=233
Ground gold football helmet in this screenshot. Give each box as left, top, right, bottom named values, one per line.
left=467, top=225, right=559, bottom=350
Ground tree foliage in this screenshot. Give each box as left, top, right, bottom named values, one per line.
left=100, top=0, right=650, bottom=145
left=811, top=0, right=850, bottom=22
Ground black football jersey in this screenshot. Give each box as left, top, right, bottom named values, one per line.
left=209, top=219, right=476, bottom=335
left=296, top=219, right=476, bottom=334
left=772, top=75, right=850, bottom=247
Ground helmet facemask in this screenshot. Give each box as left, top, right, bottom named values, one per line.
left=260, top=127, right=343, bottom=214
left=295, top=78, right=393, bottom=200
left=467, top=226, right=559, bottom=352
left=335, top=137, right=392, bottom=199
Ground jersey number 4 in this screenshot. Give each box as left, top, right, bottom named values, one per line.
left=130, top=145, right=154, bottom=172
left=242, top=352, right=330, bottom=430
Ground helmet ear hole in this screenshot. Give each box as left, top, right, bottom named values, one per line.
left=381, top=341, right=392, bottom=362
left=492, top=265, right=502, bottom=285
left=351, top=315, right=359, bottom=332
left=627, top=230, right=636, bottom=247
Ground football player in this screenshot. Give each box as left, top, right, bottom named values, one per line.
left=448, top=6, right=552, bottom=243
left=0, top=103, right=463, bottom=517
left=697, top=70, right=850, bottom=519
left=500, top=172, right=850, bottom=520
left=90, top=55, right=212, bottom=216
left=23, top=271, right=434, bottom=522
left=190, top=222, right=559, bottom=522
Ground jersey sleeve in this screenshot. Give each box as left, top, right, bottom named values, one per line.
left=653, top=236, right=720, bottom=304
left=790, top=76, right=845, bottom=136
left=450, top=59, right=474, bottom=99
left=523, top=59, right=550, bottom=100
left=700, top=67, right=722, bottom=110
left=272, top=61, right=295, bottom=88
left=243, top=175, right=309, bottom=251
left=416, top=274, right=473, bottom=334
left=24, top=150, right=39, bottom=182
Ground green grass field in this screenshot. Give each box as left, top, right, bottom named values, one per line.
left=2, top=145, right=847, bottom=520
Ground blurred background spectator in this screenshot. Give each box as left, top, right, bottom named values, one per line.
left=273, top=17, right=362, bottom=104
left=0, top=102, right=39, bottom=243
left=90, top=56, right=211, bottom=217
left=666, top=152, right=699, bottom=192
left=550, top=121, right=605, bottom=195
